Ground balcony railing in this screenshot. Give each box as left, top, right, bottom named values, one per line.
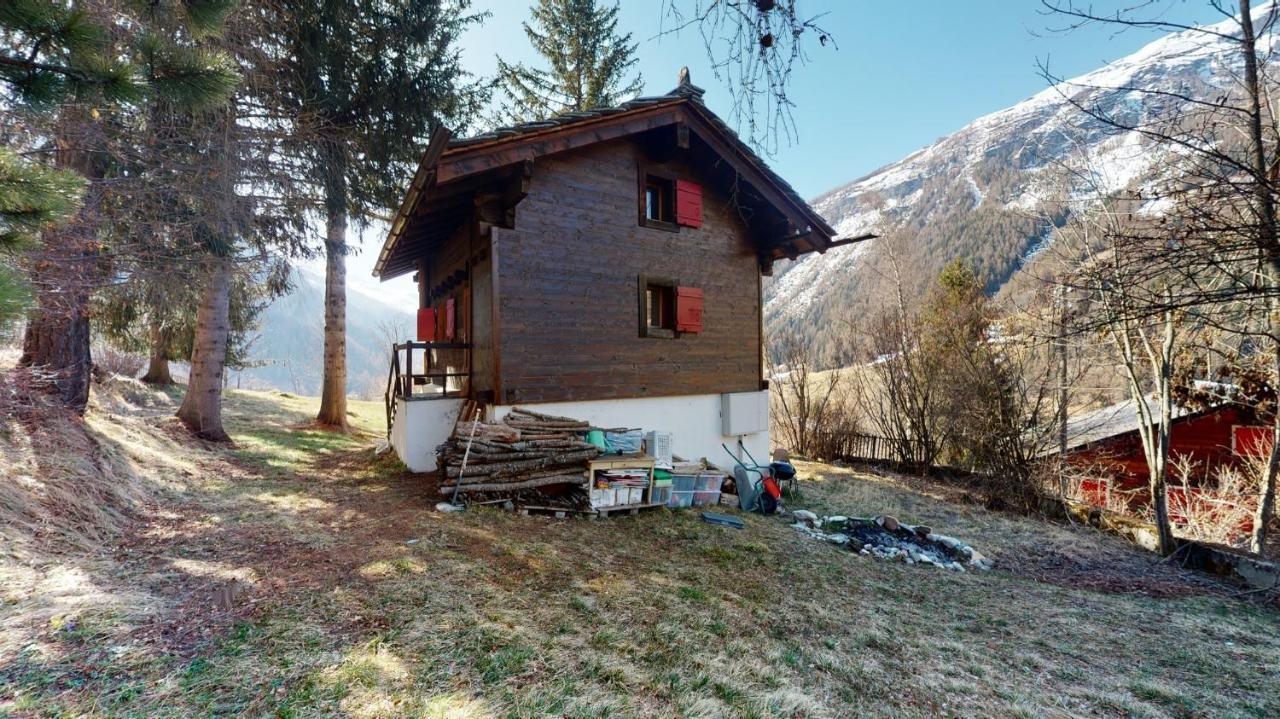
left=384, top=341, right=471, bottom=437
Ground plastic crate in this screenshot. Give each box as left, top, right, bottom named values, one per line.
left=650, top=485, right=671, bottom=505
left=671, top=475, right=697, bottom=492
left=667, top=490, right=695, bottom=508
left=645, top=431, right=673, bottom=465
left=590, top=488, right=616, bottom=508
left=692, top=490, right=721, bottom=507
left=693, top=474, right=724, bottom=492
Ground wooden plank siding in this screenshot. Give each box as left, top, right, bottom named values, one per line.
left=491, top=139, right=763, bottom=404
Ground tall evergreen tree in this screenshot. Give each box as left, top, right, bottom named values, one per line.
left=0, top=0, right=134, bottom=330
left=495, top=0, right=642, bottom=124
left=2, top=0, right=238, bottom=412
left=275, top=0, right=487, bottom=431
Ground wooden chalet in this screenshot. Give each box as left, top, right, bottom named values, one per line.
left=375, top=70, right=859, bottom=472
left=1059, top=399, right=1267, bottom=523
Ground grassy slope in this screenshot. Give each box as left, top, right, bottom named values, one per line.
left=1, top=385, right=1278, bottom=718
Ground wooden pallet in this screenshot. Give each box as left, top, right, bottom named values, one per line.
left=516, top=504, right=593, bottom=518
left=592, top=502, right=667, bottom=518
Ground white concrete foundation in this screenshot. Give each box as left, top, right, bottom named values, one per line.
left=491, top=392, right=770, bottom=472
left=390, top=397, right=465, bottom=472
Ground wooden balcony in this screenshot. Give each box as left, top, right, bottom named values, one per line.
left=385, top=341, right=471, bottom=437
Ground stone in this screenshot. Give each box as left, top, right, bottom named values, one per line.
left=793, top=509, right=819, bottom=527
left=913, top=525, right=932, bottom=537
left=826, top=533, right=849, bottom=545
left=876, top=515, right=900, bottom=532
left=968, top=551, right=993, bottom=571
left=932, top=534, right=961, bottom=549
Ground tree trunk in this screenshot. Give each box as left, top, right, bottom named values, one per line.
left=1251, top=330, right=1280, bottom=554
left=177, top=257, right=232, bottom=441
left=1239, top=0, right=1280, bottom=277
left=19, top=129, right=100, bottom=413
left=140, top=317, right=174, bottom=385
left=316, top=199, right=349, bottom=429
left=20, top=291, right=91, bottom=410
left=1150, top=307, right=1178, bottom=555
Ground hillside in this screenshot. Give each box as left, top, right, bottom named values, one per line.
left=2, top=372, right=1277, bottom=716
left=766, top=5, right=1278, bottom=361
left=236, top=266, right=415, bottom=398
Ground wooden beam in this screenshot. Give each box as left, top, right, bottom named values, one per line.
left=676, top=122, right=690, bottom=149
left=436, top=105, right=683, bottom=183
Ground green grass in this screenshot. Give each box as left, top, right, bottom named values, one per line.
left=2, top=387, right=1279, bottom=718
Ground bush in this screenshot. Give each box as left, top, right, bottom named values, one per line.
left=92, top=343, right=145, bottom=379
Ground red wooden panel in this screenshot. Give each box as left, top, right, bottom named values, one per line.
left=1233, top=425, right=1271, bottom=457
left=416, top=308, right=437, bottom=341
left=446, top=296, right=457, bottom=340
left=675, top=179, right=703, bottom=228
left=675, top=286, right=703, bottom=332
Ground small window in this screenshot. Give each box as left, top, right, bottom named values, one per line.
left=640, top=171, right=677, bottom=230
left=638, top=275, right=676, bottom=338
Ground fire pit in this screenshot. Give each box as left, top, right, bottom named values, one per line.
left=790, top=511, right=993, bottom=572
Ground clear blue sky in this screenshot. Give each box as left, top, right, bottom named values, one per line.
left=458, top=0, right=1230, bottom=199
left=355, top=0, right=1231, bottom=304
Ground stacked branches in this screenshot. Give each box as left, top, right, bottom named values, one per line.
left=438, top=408, right=600, bottom=501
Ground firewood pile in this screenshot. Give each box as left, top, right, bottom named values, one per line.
left=438, top=408, right=601, bottom=504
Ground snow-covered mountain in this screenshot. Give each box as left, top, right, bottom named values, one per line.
left=766, top=4, right=1278, bottom=359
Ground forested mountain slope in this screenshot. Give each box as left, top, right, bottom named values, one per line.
left=238, top=267, right=414, bottom=397
left=766, top=7, right=1276, bottom=363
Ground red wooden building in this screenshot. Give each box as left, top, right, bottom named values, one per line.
left=1059, top=399, right=1267, bottom=526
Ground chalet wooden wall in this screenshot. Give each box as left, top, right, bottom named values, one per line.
left=492, top=139, right=763, bottom=404
left=1068, top=406, right=1251, bottom=489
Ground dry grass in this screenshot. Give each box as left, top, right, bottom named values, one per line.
left=1, top=382, right=1279, bottom=718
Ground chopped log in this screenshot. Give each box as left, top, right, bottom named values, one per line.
left=507, top=407, right=588, bottom=424
left=439, top=474, right=586, bottom=494
left=445, top=448, right=600, bottom=478
left=455, top=421, right=521, bottom=443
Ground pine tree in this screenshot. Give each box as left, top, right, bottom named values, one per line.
left=275, top=0, right=487, bottom=431
left=494, top=0, right=642, bottom=124
left=3, top=0, right=238, bottom=412
left=0, top=0, right=131, bottom=329
left=0, top=149, right=82, bottom=326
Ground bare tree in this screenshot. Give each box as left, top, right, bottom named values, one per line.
left=769, top=338, right=849, bottom=459
left=658, top=0, right=835, bottom=153
left=1041, top=0, right=1280, bottom=552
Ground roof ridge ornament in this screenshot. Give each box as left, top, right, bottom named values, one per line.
left=673, top=66, right=705, bottom=100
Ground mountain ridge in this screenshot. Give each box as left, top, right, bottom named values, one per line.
left=765, top=4, right=1279, bottom=361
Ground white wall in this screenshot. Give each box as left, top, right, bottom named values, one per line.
left=391, top=397, right=465, bottom=472
left=491, top=392, right=770, bottom=472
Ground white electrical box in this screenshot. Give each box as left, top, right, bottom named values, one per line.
left=721, top=391, right=769, bottom=436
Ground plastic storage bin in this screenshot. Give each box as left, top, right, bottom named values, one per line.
left=667, top=490, right=695, bottom=508
left=590, top=488, right=616, bottom=508
left=650, top=485, right=671, bottom=505
left=671, top=475, right=697, bottom=492
left=692, top=490, right=721, bottom=507
left=604, top=430, right=643, bottom=454
left=693, top=474, right=724, bottom=491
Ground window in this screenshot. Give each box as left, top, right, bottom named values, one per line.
left=640, top=170, right=676, bottom=230
left=638, top=275, right=676, bottom=338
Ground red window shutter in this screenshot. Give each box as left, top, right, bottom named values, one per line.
left=416, top=307, right=437, bottom=341
left=445, top=297, right=456, bottom=340
left=1233, top=425, right=1271, bottom=456
left=675, top=179, right=703, bottom=228
left=675, top=286, right=703, bottom=333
